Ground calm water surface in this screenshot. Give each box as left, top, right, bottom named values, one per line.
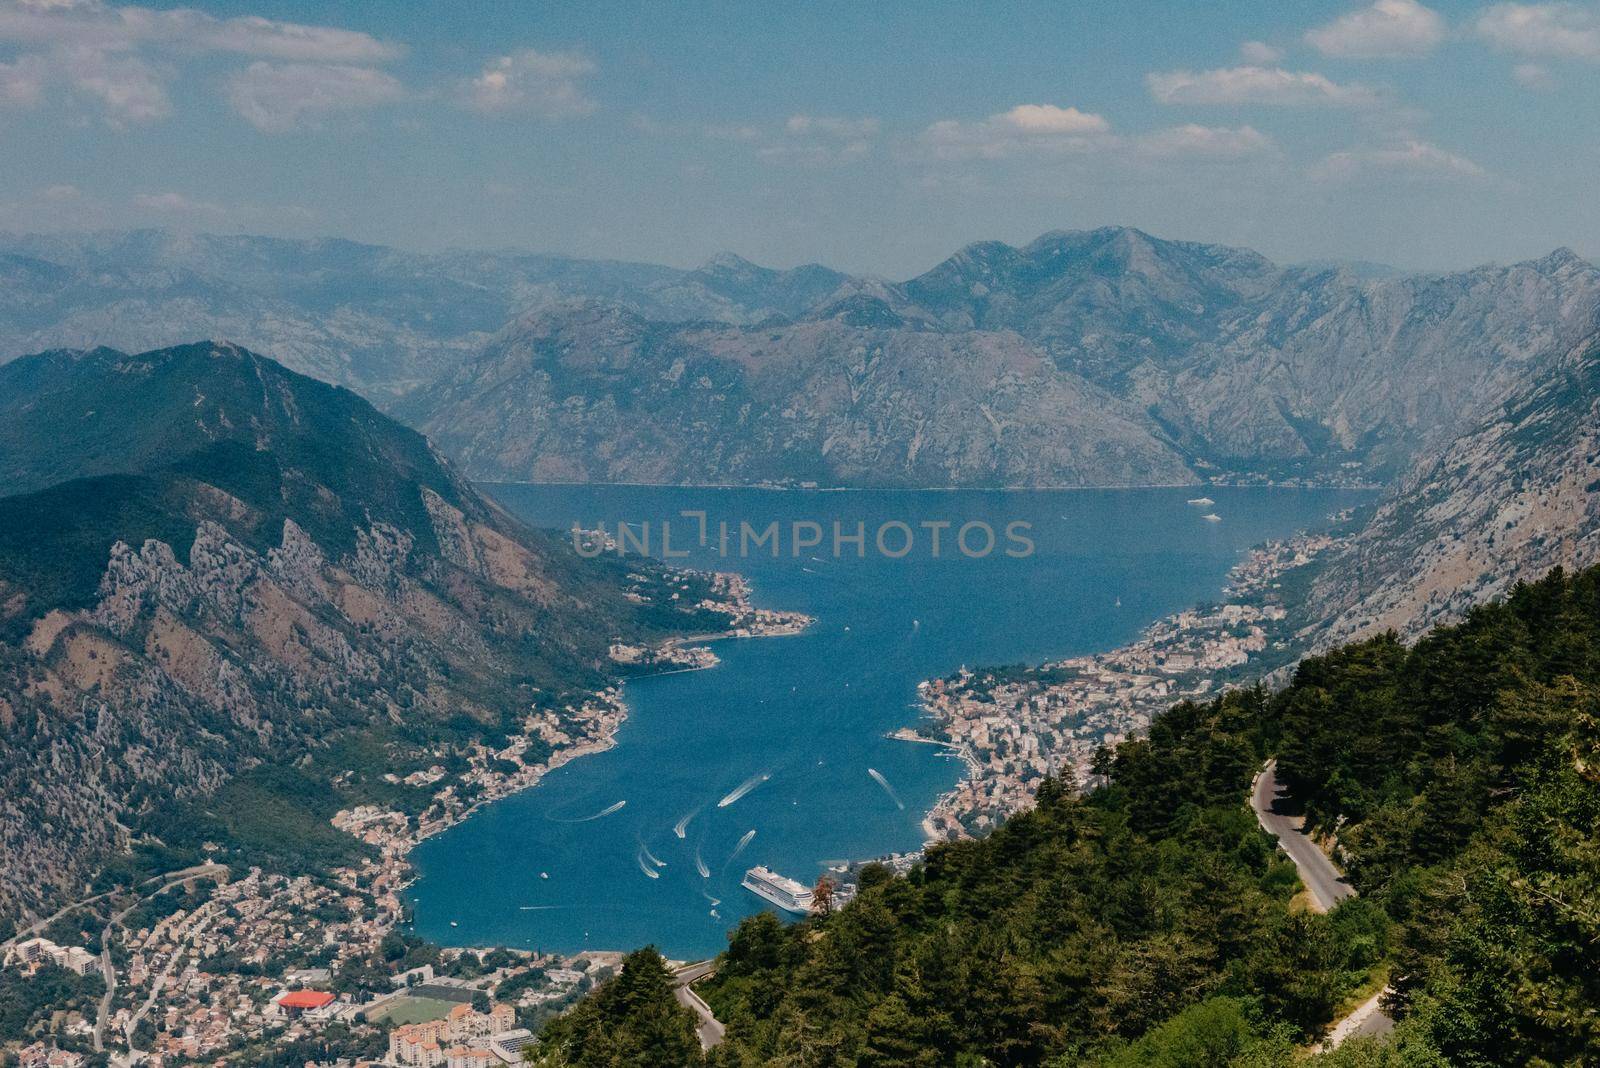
left=408, top=485, right=1371, bottom=958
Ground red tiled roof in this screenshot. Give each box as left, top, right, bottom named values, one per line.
left=277, top=990, right=335, bottom=1009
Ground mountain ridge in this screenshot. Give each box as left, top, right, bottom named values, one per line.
left=6, top=226, right=1599, bottom=495
left=0, top=340, right=735, bottom=917
left=1306, top=329, right=1600, bottom=646
left=408, top=230, right=1600, bottom=489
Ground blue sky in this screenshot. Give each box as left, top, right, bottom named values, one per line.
left=0, top=0, right=1597, bottom=275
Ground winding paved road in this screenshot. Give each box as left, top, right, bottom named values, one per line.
left=671, top=961, right=726, bottom=1050
left=1251, top=760, right=1355, bottom=913
left=1252, top=760, right=1393, bottom=1049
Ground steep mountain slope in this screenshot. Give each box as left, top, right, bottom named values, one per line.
left=892, top=228, right=1600, bottom=480
left=1306, top=331, right=1600, bottom=645
left=7, top=227, right=1599, bottom=489
left=0, top=342, right=730, bottom=916
left=410, top=301, right=1197, bottom=488
left=0, top=232, right=851, bottom=399
left=1140, top=247, right=1600, bottom=479
left=412, top=228, right=1600, bottom=488
left=900, top=227, right=1282, bottom=380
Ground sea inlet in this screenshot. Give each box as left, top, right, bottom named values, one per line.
left=408, top=485, right=1371, bottom=958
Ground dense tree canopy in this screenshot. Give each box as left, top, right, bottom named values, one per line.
left=535, top=566, right=1600, bottom=1067
left=529, top=947, right=703, bottom=1067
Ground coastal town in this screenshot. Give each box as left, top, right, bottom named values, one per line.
left=0, top=521, right=1358, bottom=1062
left=1, top=857, right=611, bottom=1067
left=912, top=528, right=1346, bottom=839
left=0, top=575, right=809, bottom=1067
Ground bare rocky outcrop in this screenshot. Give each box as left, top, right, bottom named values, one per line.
left=1307, top=332, right=1600, bottom=645
left=0, top=342, right=730, bottom=918
left=413, top=230, right=1600, bottom=488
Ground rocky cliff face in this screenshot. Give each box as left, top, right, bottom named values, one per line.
left=1305, top=332, right=1600, bottom=646
left=410, top=301, right=1198, bottom=488
left=7, top=228, right=1599, bottom=490
left=1139, top=247, right=1600, bottom=479
left=0, top=343, right=728, bottom=917
left=412, top=229, right=1600, bottom=488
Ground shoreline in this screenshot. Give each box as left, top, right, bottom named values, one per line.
left=377, top=511, right=1351, bottom=953
left=339, top=572, right=813, bottom=949
left=905, top=523, right=1352, bottom=841
left=483, top=478, right=1386, bottom=495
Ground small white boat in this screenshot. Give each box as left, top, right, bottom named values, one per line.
left=1188, top=497, right=1215, bottom=506
left=1202, top=513, right=1222, bottom=523
left=540, top=872, right=549, bottom=880
left=449, top=921, right=459, bottom=928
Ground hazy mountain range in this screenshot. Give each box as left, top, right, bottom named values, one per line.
left=0, top=230, right=849, bottom=401
left=6, top=225, right=1600, bottom=652
left=6, top=227, right=1596, bottom=492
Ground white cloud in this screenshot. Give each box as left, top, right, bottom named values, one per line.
left=922, top=103, right=1112, bottom=159
left=1136, top=123, right=1277, bottom=159
left=227, top=61, right=405, bottom=133
left=1239, top=40, right=1285, bottom=63
left=462, top=49, right=595, bottom=117
left=1313, top=139, right=1487, bottom=181
left=757, top=114, right=880, bottom=164
left=0, top=52, right=47, bottom=108
left=0, top=0, right=402, bottom=62
left=62, top=45, right=168, bottom=123
left=1147, top=66, right=1380, bottom=106
left=1477, top=3, right=1600, bottom=60
left=1512, top=61, right=1558, bottom=85
left=0, top=0, right=403, bottom=127
left=1306, top=0, right=1446, bottom=58
left=994, top=103, right=1108, bottom=135
left=0, top=26, right=173, bottom=126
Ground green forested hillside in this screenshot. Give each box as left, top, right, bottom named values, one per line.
left=0, top=342, right=736, bottom=917
left=536, top=566, right=1600, bottom=1067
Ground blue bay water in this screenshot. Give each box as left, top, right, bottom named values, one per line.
left=408, top=485, right=1371, bottom=959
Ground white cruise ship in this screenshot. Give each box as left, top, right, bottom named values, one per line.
left=741, top=866, right=814, bottom=914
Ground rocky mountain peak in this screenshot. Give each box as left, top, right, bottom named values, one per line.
left=1528, top=247, right=1592, bottom=275
left=698, top=251, right=761, bottom=275
left=0, top=340, right=731, bottom=915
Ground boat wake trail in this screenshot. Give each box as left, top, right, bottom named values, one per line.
left=724, top=829, right=757, bottom=870
left=638, top=839, right=667, bottom=869
left=673, top=808, right=699, bottom=839
left=695, top=849, right=711, bottom=879
left=636, top=850, right=660, bottom=880
left=717, top=773, right=770, bottom=809
left=548, top=799, right=626, bottom=823
left=867, top=768, right=905, bottom=811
